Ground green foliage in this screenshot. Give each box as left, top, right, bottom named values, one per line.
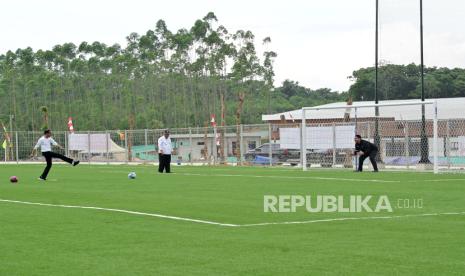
left=0, top=12, right=345, bottom=131
left=349, top=63, right=465, bottom=101
left=18, top=13, right=465, bottom=131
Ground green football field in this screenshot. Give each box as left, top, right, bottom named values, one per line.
left=1, top=164, right=465, bottom=275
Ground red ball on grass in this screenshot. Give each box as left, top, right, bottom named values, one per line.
left=10, top=176, right=18, bottom=183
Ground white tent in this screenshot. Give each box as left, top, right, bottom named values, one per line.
left=68, top=133, right=125, bottom=154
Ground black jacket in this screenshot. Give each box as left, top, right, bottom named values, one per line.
left=355, top=139, right=378, bottom=155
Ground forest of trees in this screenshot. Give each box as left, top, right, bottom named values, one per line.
left=1, top=12, right=464, bottom=131
left=0, top=12, right=280, bottom=131
left=348, top=63, right=465, bottom=101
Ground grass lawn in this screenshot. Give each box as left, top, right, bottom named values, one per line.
left=1, top=164, right=465, bottom=275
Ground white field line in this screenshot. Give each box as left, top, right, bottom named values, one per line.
left=2, top=198, right=465, bottom=228
left=0, top=199, right=238, bottom=227
left=97, top=170, right=465, bottom=183
left=98, top=171, right=465, bottom=183
left=175, top=172, right=401, bottom=183
left=239, top=212, right=465, bottom=227
left=412, top=178, right=465, bottom=182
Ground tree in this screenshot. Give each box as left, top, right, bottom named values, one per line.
left=0, top=12, right=358, bottom=133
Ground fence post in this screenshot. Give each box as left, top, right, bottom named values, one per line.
left=106, top=131, right=110, bottom=165
left=124, top=130, right=128, bottom=164
left=433, top=100, right=439, bottom=174
left=446, top=120, right=451, bottom=169
left=268, top=123, right=272, bottom=166
left=213, top=127, right=218, bottom=165
left=65, top=131, right=69, bottom=157
left=240, top=124, right=244, bottom=165
left=301, top=109, right=307, bottom=171
left=15, top=131, right=19, bottom=164
left=155, top=130, right=159, bottom=165
left=144, top=129, right=148, bottom=147
left=189, top=127, right=193, bottom=165
left=405, top=122, right=410, bottom=169
left=87, top=131, right=91, bottom=165
left=223, top=127, right=227, bottom=164
left=332, top=123, right=336, bottom=167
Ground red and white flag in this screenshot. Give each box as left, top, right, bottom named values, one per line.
left=210, top=114, right=217, bottom=127
left=210, top=114, right=220, bottom=146
left=67, top=117, right=74, bottom=133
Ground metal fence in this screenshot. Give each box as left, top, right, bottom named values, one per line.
left=1, top=120, right=465, bottom=172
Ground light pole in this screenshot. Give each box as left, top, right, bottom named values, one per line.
left=419, top=0, right=430, bottom=163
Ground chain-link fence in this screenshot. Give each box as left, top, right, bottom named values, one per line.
left=1, top=120, right=465, bottom=172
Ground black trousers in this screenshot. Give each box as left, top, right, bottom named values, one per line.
left=158, top=154, right=171, bottom=173
left=40, top=151, right=73, bottom=179
left=358, top=151, right=379, bottom=172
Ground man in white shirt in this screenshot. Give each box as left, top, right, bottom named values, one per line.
left=31, top=129, right=80, bottom=180
left=158, top=129, right=172, bottom=173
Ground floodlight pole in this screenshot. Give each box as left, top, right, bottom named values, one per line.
left=374, top=0, right=381, bottom=161
left=419, top=0, right=430, bottom=163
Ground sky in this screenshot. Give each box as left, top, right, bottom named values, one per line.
left=1, top=0, right=464, bottom=91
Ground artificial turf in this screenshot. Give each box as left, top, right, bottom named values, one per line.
left=1, top=164, right=465, bottom=275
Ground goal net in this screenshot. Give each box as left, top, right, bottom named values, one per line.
left=289, top=99, right=465, bottom=174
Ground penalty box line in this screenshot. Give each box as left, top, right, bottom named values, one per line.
left=2, top=199, right=465, bottom=228
left=240, top=212, right=465, bottom=227
left=0, top=199, right=238, bottom=227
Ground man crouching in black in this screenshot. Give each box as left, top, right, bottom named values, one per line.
left=354, top=135, right=379, bottom=172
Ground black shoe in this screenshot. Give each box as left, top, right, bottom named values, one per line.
left=38, top=177, right=46, bottom=181
left=73, top=160, right=80, bottom=166
left=373, top=170, right=379, bottom=173
left=354, top=170, right=362, bottom=173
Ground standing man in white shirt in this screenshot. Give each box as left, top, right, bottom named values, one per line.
left=31, top=129, right=80, bottom=180
left=158, top=129, right=172, bottom=173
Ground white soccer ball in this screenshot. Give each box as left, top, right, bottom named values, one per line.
left=128, top=172, right=137, bottom=179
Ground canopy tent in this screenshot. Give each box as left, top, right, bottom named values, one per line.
left=68, top=133, right=125, bottom=154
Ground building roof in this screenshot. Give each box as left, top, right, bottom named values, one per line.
left=262, top=98, right=465, bottom=122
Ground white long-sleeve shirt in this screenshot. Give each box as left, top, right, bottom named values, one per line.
left=158, top=136, right=172, bottom=155
left=34, top=136, right=58, bottom=152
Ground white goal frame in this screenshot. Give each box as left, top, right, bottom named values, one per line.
left=300, top=100, right=438, bottom=173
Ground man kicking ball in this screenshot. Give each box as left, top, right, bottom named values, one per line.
left=31, top=129, right=80, bottom=180
left=354, top=134, right=379, bottom=172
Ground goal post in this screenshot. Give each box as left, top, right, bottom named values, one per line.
left=300, top=100, right=440, bottom=173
